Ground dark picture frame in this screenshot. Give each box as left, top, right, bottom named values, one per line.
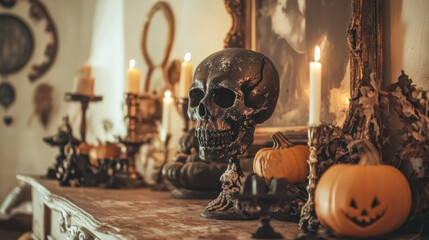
left=223, top=0, right=383, bottom=146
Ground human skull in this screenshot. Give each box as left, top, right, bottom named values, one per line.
left=188, top=48, right=279, bottom=161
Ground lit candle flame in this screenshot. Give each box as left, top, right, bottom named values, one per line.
left=315, top=46, right=320, bottom=62
left=163, top=90, right=172, bottom=103
left=344, top=96, right=350, bottom=105
left=129, top=59, right=135, bottom=68
left=184, top=52, right=191, bottom=62
left=164, top=90, right=172, bottom=98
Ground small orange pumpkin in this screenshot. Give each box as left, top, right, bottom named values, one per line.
left=315, top=140, right=411, bottom=237
left=88, top=142, right=122, bottom=165
left=253, top=132, right=309, bottom=183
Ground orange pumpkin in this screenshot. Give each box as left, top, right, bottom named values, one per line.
left=315, top=140, right=411, bottom=237
left=77, top=142, right=92, bottom=156
left=253, top=132, right=309, bottom=183
left=88, top=142, right=122, bottom=165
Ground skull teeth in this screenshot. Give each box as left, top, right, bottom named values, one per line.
left=196, top=130, right=235, bottom=148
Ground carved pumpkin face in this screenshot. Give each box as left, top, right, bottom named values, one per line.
left=315, top=164, right=411, bottom=237
left=315, top=140, right=411, bottom=237
left=342, top=196, right=386, bottom=228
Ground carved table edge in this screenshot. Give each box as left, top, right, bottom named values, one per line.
left=17, top=175, right=129, bottom=240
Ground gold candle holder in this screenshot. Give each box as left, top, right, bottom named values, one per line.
left=64, top=92, right=102, bottom=142
left=116, top=93, right=147, bottom=188
left=299, top=124, right=321, bottom=232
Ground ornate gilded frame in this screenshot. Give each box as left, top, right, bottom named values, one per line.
left=223, top=0, right=383, bottom=146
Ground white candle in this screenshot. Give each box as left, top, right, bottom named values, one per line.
left=73, top=65, right=94, bottom=96
left=161, top=90, right=173, bottom=142
left=127, top=59, right=141, bottom=93
left=178, top=52, right=193, bottom=98
left=309, top=46, right=322, bottom=125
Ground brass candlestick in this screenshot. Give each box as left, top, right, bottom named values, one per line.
left=116, top=93, right=147, bottom=188
left=65, top=93, right=102, bottom=142
left=175, top=97, right=189, bottom=132
left=299, top=125, right=321, bottom=232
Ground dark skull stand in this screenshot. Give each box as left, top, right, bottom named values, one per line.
left=188, top=48, right=280, bottom=219
left=201, top=156, right=243, bottom=217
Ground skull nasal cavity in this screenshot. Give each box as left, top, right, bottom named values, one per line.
left=214, top=87, right=236, bottom=108
left=199, top=103, right=207, bottom=117
left=361, top=209, right=368, bottom=216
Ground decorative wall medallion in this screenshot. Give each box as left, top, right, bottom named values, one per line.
left=141, top=1, right=175, bottom=92
left=27, top=0, right=58, bottom=82
left=0, top=0, right=58, bottom=81
left=0, top=0, right=58, bottom=125
left=0, top=81, right=15, bottom=125
left=0, top=14, right=34, bottom=74
left=29, top=83, right=53, bottom=127
left=0, top=0, right=17, bottom=8
left=0, top=82, right=15, bottom=109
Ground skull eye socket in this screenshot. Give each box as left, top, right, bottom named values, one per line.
left=371, top=197, right=380, bottom=208
left=213, top=87, right=236, bottom=108
left=189, top=89, right=204, bottom=107
left=350, top=199, right=358, bottom=209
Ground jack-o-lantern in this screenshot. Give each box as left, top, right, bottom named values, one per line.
left=315, top=140, right=411, bottom=237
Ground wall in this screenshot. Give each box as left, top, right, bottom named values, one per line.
left=0, top=0, right=96, bottom=201
left=0, top=0, right=230, bottom=202
left=123, top=0, right=230, bottom=146
left=384, top=0, right=429, bottom=88
left=84, top=0, right=126, bottom=144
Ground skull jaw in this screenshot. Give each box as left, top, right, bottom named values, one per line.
left=198, top=146, right=234, bottom=163
left=198, top=126, right=255, bottom=162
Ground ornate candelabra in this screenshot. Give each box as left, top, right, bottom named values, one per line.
left=116, top=93, right=148, bottom=188
left=64, top=93, right=102, bottom=142
left=299, top=125, right=321, bottom=232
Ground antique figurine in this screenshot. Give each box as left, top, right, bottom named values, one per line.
left=188, top=48, right=280, bottom=219
left=43, top=116, right=80, bottom=180
left=44, top=116, right=110, bottom=186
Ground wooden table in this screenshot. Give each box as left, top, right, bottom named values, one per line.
left=19, top=175, right=302, bottom=240
left=19, top=175, right=419, bottom=240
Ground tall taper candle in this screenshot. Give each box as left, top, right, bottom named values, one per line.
left=127, top=59, right=141, bottom=93
left=161, top=90, right=173, bottom=142
left=178, top=52, right=193, bottom=98
left=309, top=46, right=321, bottom=125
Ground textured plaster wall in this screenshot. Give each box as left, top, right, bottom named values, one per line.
left=0, top=0, right=230, bottom=201
left=122, top=0, right=230, bottom=147
left=0, top=0, right=96, bottom=201
left=384, top=0, right=429, bottom=88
